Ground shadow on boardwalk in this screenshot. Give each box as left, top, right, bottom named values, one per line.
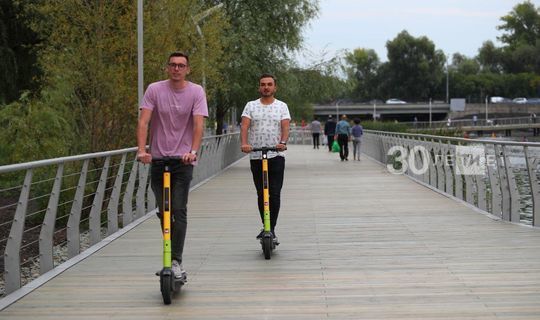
left=2, top=145, right=540, bottom=319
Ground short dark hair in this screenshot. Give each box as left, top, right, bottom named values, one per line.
left=168, top=51, right=189, bottom=65
left=353, top=118, right=361, bottom=124
left=259, top=73, right=276, bottom=84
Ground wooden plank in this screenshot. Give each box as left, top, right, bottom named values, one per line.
left=2, top=145, right=540, bottom=319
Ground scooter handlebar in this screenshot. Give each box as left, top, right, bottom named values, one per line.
left=250, top=147, right=281, bottom=152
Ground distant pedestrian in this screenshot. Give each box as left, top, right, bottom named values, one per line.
left=413, top=116, right=418, bottom=128
left=472, top=115, right=478, bottom=126
left=310, top=117, right=322, bottom=149
left=446, top=118, right=452, bottom=127
left=351, top=118, right=363, bottom=161
left=334, top=114, right=351, bottom=161
left=324, top=115, right=336, bottom=152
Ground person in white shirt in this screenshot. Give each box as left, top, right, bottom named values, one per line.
left=240, top=74, right=290, bottom=242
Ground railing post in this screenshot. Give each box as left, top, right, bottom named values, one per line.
left=496, top=145, right=511, bottom=220
left=4, top=169, right=33, bottom=294
left=39, top=164, right=64, bottom=274
left=89, top=156, right=110, bottom=245
left=122, top=156, right=138, bottom=226
left=107, top=154, right=127, bottom=236
left=67, top=160, right=89, bottom=258
left=136, top=163, right=149, bottom=219
left=524, top=146, right=540, bottom=226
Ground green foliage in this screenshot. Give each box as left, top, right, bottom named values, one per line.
left=203, top=0, right=319, bottom=133
left=498, top=1, right=540, bottom=49
left=344, top=48, right=380, bottom=101
left=0, top=89, right=73, bottom=165
left=383, top=30, right=446, bottom=101
left=361, top=121, right=409, bottom=133
left=0, top=1, right=40, bottom=104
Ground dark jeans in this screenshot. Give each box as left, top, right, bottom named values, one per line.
left=151, top=161, right=193, bottom=264
left=250, top=156, right=285, bottom=232
left=337, top=134, right=349, bottom=160
left=327, top=135, right=335, bottom=151
left=312, top=133, right=320, bottom=148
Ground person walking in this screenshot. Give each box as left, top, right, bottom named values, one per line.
left=137, top=51, right=208, bottom=279
left=240, top=74, right=290, bottom=243
left=351, top=118, right=363, bottom=161
left=324, top=115, right=336, bottom=152
left=335, top=114, right=351, bottom=161
left=310, top=117, right=322, bottom=149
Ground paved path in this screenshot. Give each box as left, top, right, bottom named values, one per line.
left=2, top=145, right=540, bottom=319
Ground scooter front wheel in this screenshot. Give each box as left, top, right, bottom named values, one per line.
left=262, top=237, right=272, bottom=260
left=160, top=274, right=172, bottom=305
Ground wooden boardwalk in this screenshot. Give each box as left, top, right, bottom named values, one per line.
left=2, top=145, right=540, bottom=319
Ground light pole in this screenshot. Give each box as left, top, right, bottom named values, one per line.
left=446, top=63, right=449, bottom=104
left=429, top=98, right=432, bottom=127
left=192, top=3, right=224, bottom=91
left=137, top=0, right=143, bottom=115
left=373, top=101, right=377, bottom=121
left=485, top=95, right=489, bottom=122
left=336, top=101, right=339, bottom=120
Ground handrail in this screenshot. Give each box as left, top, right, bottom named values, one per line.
left=362, top=130, right=540, bottom=228
left=0, top=133, right=243, bottom=297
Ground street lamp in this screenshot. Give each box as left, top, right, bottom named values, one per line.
left=429, top=98, right=432, bottom=127
left=485, top=95, right=489, bottom=122
left=192, top=3, right=224, bottom=91
left=336, top=101, right=339, bottom=120
left=137, top=0, right=144, bottom=114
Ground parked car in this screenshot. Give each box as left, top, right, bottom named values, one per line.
left=385, top=99, right=406, bottom=104
left=513, top=97, right=528, bottom=104
left=526, top=97, right=540, bottom=104
left=490, top=96, right=511, bottom=103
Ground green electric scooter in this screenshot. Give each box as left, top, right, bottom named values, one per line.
left=251, top=147, right=282, bottom=260
left=152, top=157, right=186, bottom=305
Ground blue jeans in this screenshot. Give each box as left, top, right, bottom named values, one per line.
left=151, top=161, right=193, bottom=264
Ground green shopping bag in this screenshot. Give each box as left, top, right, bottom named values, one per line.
left=331, top=140, right=340, bottom=153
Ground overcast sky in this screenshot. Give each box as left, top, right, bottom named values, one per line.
left=296, top=0, right=540, bottom=65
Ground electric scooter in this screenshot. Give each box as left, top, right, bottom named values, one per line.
left=152, top=157, right=186, bottom=305
left=251, top=147, right=282, bottom=260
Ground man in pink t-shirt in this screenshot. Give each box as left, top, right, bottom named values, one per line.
left=137, top=52, right=208, bottom=280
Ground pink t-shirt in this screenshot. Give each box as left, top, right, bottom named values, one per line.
left=141, top=80, right=208, bottom=160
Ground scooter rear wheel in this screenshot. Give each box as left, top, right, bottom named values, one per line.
left=161, top=274, right=172, bottom=305
left=262, top=237, right=272, bottom=260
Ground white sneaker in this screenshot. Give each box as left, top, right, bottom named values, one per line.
left=172, top=260, right=186, bottom=279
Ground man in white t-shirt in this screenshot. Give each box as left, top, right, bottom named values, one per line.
left=240, top=74, right=291, bottom=243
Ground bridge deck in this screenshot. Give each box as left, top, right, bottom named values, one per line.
left=2, top=145, right=540, bottom=319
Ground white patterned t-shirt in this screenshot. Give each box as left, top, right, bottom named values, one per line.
left=241, top=98, right=291, bottom=160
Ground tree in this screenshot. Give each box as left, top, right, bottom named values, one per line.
left=497, top=1, right=540, bottom=49
left=0, top=1, right=40, bottom=104
left=21, top=0, right=226, bottom=154
left=477, top=40, right=504, bottom=73
left=382, top=30, right=446, bottom=101
left=203, top=0, right=319, bottom=134
left=344, top=48, right=380, bottom=101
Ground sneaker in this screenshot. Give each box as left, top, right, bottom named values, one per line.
left=172, top=260, right=186, bottom=279
left=271, top=231, right=279, bottom=245
left=256, top=229, right=264, bottom=239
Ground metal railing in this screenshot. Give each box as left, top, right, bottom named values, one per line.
left=406, top=116, right=538, bottom=129
left=0, top=133, right=243, bottom=296
left=362, top=130, right=540, bottom=227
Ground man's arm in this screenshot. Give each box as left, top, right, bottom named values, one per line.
left=278, top=119, right=290, bottom=151
left=240, top=116, right=252, bottom=153
left=137, top=108, right=152, bottom=164
left=183, top=115, right=205, bottom=164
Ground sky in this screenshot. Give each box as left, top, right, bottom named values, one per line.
left=296, top=0, right=540, bottom=66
